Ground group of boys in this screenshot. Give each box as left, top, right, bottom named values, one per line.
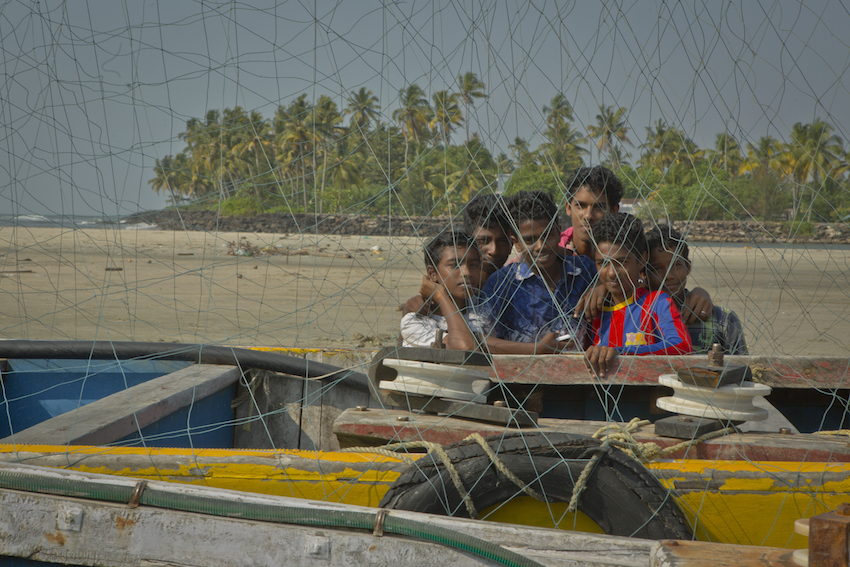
left=400, top=166, right=748, bottom=375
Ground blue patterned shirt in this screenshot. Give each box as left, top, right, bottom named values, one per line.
left=480, top=256, right=595, bottom=343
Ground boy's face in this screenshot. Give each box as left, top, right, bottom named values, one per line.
left=472, top=224, right=512, bottom=277
left=567, top=185, right=618, bottom=237
left=646, top=247, right=691, bottom=299
left=594, top=241, right=647, bottom=304
left=428, top=245, right=482, bottom=303
left=512, top=219, right=561, bottom=275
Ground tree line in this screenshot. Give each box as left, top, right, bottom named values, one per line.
left=150, top=72, right=850, bottom=223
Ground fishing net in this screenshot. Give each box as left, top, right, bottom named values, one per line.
left=1, top=0, right=848, bottom=548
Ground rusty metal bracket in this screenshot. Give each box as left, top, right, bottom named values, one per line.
left=373, top=508, right=388, bottom=537
left=128, top=480, right=147, bottom=508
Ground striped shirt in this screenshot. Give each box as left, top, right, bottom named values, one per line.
left=592, top=288, right=692, bottom=355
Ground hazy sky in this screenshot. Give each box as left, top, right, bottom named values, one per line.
left=1, top=0, right=847, bottom=216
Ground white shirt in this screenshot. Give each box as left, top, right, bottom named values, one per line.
left=400, top=308, right=485, bottom=348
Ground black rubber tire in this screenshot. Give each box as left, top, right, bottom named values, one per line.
left=380, top=432, right=692, bottom=540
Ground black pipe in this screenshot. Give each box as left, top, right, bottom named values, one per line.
left=0, top=340, right=372, bottom=394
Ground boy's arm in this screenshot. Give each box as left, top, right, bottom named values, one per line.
left=574, top=281, right=607, bottom=321
left=682, top=287, right=712, bottom=324
left=619, top=294, right=692, bottom=355
left=420, top=276, right=479, bottom=351
left=484, top=332, right=571, bottom=355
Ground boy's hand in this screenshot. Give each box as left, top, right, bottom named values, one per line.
left=575, top=281, right=607, bottom=321
left=682, top=288, right=712, bottom=324
left=584, top=345, right=619, bottom=376
left=401, top=291, right=435, bottom=316
left=535, top=331, right=571, bottom=354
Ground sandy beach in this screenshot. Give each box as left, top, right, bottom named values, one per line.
left=0, top=226, right=847, bottom=357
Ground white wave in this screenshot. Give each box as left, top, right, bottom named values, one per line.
left=15, top=214, right=52, bottom=223
left=122, top=222, right=158, bottom=230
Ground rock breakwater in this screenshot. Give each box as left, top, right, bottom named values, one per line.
left=126, top=210, right=850, bottom=244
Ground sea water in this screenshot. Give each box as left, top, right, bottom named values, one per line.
left=0, top=214, right=158, bottom=230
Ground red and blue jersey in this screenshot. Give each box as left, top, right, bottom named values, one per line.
left=592, top=288, right=692, bottom=355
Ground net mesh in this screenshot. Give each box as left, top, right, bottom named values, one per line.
left=0, top=0, right=849, bottom=548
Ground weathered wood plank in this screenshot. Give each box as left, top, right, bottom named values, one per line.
left=333, top=408, right=850, bottom=462
left=251, top=347, right=850, bottom=390
left=490, top=354, right=850, bottom=389
left=650, top=539, right=797, bottom=567
left=0, top=364, right=241, bottom=446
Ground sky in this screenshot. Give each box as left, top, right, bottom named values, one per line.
left=1, top=0, right=848, bottom=217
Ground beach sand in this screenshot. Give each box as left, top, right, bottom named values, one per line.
left=1, top=226, right=848, bottom=356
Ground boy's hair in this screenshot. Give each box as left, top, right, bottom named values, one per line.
left=507, top=190, right=559, bottom=226
left=463, top=194, right=510, bottom=234
left=424, top=230, right=474, bottom=269
left=645, top=224, right=690, bottom=261
left=566, top=166, right=624, bottom=208
left=591, top=213, right=647, bottom=257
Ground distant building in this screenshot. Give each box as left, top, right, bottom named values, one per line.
left=620, top=198, right=644, bottom=216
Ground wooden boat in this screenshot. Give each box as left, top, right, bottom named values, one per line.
left=0, top=460, right=817, bottom=567
left=0, top=340, right=848, bottom=551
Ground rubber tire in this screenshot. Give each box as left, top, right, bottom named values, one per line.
left=380, top=432, right=692, bottom=540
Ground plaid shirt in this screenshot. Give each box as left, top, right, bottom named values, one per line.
left=480, top=255, right=594, bottom=343
left=684, top=296, right=748, bottom=354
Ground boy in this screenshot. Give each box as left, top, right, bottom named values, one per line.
left=481, top=190, right=595, bottom=354
left=568, top=165, right=712, bottom=324
left=645, top=224, right=748, bottom=354
left=400, top=231, right=483, bottom=350
left=463, top=194, right=514, bottom=282
left=562, top=166, right=623, bottom=257
left=400, top=193, right=512, bottom=314
left=585, top=213, right=692, bottom=375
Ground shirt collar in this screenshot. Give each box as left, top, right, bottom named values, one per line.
left=603, top=287, right=648, bottom=311
left=514, top=255, right=583, bottom=282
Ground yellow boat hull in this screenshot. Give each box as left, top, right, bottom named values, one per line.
left=2, top=443, right=847, bottom=548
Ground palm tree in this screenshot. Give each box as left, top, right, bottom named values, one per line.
left=392, top=84, right=433, bottom=172
left=741, top=136, right=782, bottom=174
left=540, top=122, right=587, bottom=172
left=786, top=119, right=844, bottom=220
left=508, top=137, right=537, bottom=167
left=639, top=119, right=698, bottom=172
left=345, top=88, right=380, bottom=139
left=276, top=95, right=319, bottom=211
left=232, top=111, right=273, bottom=198
left=542, top=94, right=573, bottom=131
left=456, top=72, right=487, bottom=141
left=586, top=105, right=632, bottom=168
left=312, top=95, right=345, bottom=213
left=711, top=131, right=744, bottom=177
left=150, top=154, right=194, bottom=203
left=430, top=90, right=463, bottom=146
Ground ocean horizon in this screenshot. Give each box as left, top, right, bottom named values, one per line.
left=0, top=213, right=158, bottom=230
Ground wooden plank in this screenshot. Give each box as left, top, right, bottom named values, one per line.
left=651, top=539, right=797, bottom=567
left=0, top=364, right=241, bottom=446
left=244, top=347, right=850, bottom=390
left=332, top=408, right=850, bottom=462
left=490, top=354, right=850, bottom=389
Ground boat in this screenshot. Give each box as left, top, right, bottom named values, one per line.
left=0, top=339, right=848, bottom=551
